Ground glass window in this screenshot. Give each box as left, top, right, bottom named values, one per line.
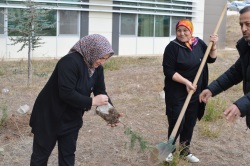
left=138, top=14, right=154, bottom=37
left=171, top=16, right=183, bottom=36
left=120, top=13, right=136, bottom=35
left=155, top=15, right=170, bottom=37
left=157, top=0, right=171, bottom=2
left=59, top=10, right=79, bottom=35
left=38, top=10, right=57, bottom=36
left=59, top=0, right=80, bottom=1
left=8, top=8, right=23, bottom=36
left=171, top=17, right=192, bottom=36
left=8, top=8, right=56, bottom=36
left=58, top=0, right=81, bottom=7
left=0, top=8, right=4, bottom=34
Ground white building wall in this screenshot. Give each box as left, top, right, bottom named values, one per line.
left=32, top=37, right=80, bottom=59
left=0, top=0, right=206, bottom=59
left=192, top=0, right=205, bottom=39
left=119, top=37, right=137, bottom=55
left=153, top=37, right=172, bottom=55
left=56, top=37, right=80, bottom=58
left=0, top=37, right=7, bottom=59
left=32, top=37, right=57, bottom=59
left=4, top=38, right=30, bottom=59
left=119, top=37, right=172, bottom=56
left=136, top=37, right=154, bottom=55
left=118, top=1, right=204, bottom=56
left=1, top=36, right=80, bottom=60
left=89, top=0, right=113, bottom=44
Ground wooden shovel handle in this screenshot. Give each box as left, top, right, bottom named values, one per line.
left=169, top=3, right=228, bottom=139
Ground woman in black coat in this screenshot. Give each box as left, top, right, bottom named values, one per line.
left=30, top=34, right=121, bottom=166
left=162, top=19, right=218, bottom=163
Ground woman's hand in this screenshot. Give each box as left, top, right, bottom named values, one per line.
left=209, top=34, right=219, bottom=50
left=92, top=94, right=109, bottom=106
left=185, top=80, right=197, bottom=93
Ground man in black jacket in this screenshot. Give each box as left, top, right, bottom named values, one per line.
left=199, top=6, right=250, bottom=126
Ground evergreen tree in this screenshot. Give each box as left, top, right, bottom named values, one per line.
left=5, top=0, right=55, bottom=86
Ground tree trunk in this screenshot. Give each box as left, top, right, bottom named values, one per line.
left=28, top=35, right=32, bottom=87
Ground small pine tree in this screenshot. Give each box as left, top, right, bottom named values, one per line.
left=5, top=0, right=55, bottom=86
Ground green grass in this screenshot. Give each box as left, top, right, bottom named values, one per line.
left=0, top=69, right=4, bottom=76
left=104, top=56, right=154, bottom=71
left=162, top=146, right=189, bottom=166
left=202, top=97, right=226, bottom=122
left=0, top=59, right=57, bottom=76
left=199, top=97, right=227, bottom=138
left=0, top=105, right=8, bottom=128
left=199, top=122, right=221, bottom=138
left=103, top=58, right=121, bottom=71
left=124, top=127, right=150, bottom=152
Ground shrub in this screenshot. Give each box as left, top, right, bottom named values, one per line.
left=0, top=105, right=8, bottom=127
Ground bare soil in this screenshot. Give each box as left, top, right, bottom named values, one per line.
left=0, top=13, right=250, bottom=166
left=96, top=108, right=120, bottom=124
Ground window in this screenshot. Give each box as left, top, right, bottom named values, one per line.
left=120, top=13, right=136, bottom=35
left=38, top=10, right=57, bottom=36
left=0, top=8, right=4, bottom=34
left=58, top=0, right=81, bottom=7
left=7, top=8, right=23, bottom=36
left=155, top=15, right=170, bottom=37
left=138, top=14, right=154, bottom=37
left=171, top=17, right=192, bottom=36
left=171, top=16, right=183, bottom=36
left=59, top=10, right=79, bottom=35
left=8, top=8, right=56, bottom=36
left=120, top=14, right=171, bottom=37
left=157, top=0, right=171, bottom=2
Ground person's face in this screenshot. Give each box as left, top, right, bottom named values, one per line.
left=92, top=54, right=110, bottom=68
left=240, top=11, right=250, bottom=41
left=176, top=26, right=192, bottom=42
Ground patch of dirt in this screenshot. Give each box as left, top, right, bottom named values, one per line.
left=96, top=107, right=120, bottom=125
left=0, top=14, right=249, bottom=166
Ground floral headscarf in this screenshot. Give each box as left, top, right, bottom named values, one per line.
left=69, top=34, right=114, bottom=77
left=176, top=19, right=198, bottom=51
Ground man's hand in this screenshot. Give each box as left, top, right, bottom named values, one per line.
left=199, top=89, right=212, bottom=103
left=224, top=104, right=241, bottom=123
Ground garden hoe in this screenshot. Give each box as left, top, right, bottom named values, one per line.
left=150, top=3, right=228, bottom=163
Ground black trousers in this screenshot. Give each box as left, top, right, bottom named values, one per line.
left=30, top=130, right=79, bottom=166
left=167, top=101, right=199, bottom=153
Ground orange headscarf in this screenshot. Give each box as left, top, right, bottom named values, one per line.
left=176, top=19, right=197, bottom=51
left=176, top=19, right=194, bottom=34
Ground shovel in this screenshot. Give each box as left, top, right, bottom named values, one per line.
left=151, top=3, right=228, bottom=162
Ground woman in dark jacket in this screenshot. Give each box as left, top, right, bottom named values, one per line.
left=162, top=19, right=218, bottom=163
left=30, top=34, right=121, bottom=166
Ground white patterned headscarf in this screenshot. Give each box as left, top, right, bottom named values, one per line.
left=69, top=34, right=114, bottom=77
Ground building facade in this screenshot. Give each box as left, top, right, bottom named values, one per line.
left=0, top=0, right=226, bottom=59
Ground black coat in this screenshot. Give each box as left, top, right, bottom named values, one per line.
left=30, top=52, right=110, bottom=147
left=163, top=38, right=216, bottom=120
left=208, top=38, right=250, bottom=117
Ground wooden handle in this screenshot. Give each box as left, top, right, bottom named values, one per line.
left=169, top=3, right=228, bottom=138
